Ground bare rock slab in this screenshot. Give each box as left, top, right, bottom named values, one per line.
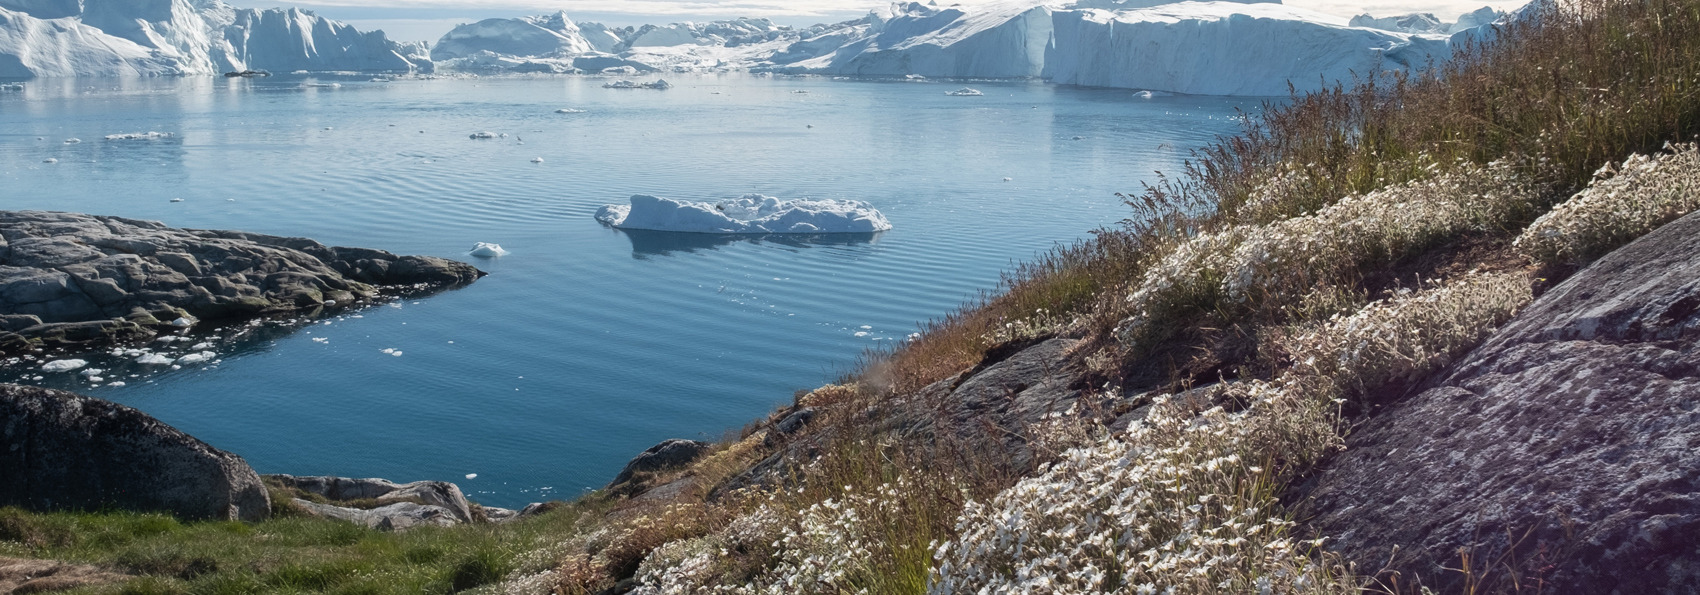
left=0, top=384, right=270, bottom=521
left=0, top=211, right=483, bottom=352
left=1301, top=211, right=1700, bottom=592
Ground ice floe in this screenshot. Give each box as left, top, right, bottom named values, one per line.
left=602, top=79, right=672, bottom=89
left=174, top=351, right=217, bottom=364
left=104, top=132, right=174, bottom=140
left=136, top=353, right=175, bottom=364
left=595, top=194, right=892, bottom=234
left=470, top=242, right=510, bottom=257
left=40, top=359, right=87, bottom=372
left=946, top=87, right=984, bottom=96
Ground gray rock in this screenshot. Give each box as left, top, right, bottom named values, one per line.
left=1301, top=211, right=1700, bottom=593
left=292, top=499, right=458, bottom=531
left=265, top=474, right=474, bottom=523
left=608, top=439, right=711, bottom=488
left=0, top=211, right=484, bottom=352
left=774, top=407, right=816, bottom=434
left=0, top=384, right=270, bottom=521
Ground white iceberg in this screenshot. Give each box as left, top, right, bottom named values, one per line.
left=40, top=359, right=87, bottom=372
left=469, top=131, right=498, bottom=139
left=946, top=87, right=983, bottom=96
left=470, top=242, right=509, bottom=257
left=136, top=353, right=175, bottom=364
left=594, top=194, right=892, bottom=234
left=530, top=157, right=544, bottom=163
left=602, top=79, right=671, bottom=89
left=103, top=131, right=173, bottom=140
left=174, top=351, right=216, bottom=364
left=42, top=158, right=56, bottom=163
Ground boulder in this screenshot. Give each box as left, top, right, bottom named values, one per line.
left=265, top=474, right=474, bottom=523
left=608, top=439, right=711, bottom=488
left=0, top=211, right=484, bottom=352
left=291, top=499, right=458, bottom=531
left=0, top=384, right=270, bottom=521
left=1301, top=211, right=1700, bottom=592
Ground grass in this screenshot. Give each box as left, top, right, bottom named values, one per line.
left=0, top=501, right=598, bottom=595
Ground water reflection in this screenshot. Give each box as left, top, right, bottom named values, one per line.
left=615, top=228, right=884, bottom=258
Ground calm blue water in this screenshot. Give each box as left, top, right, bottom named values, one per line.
left=0, top=74, right=1256, bottom=507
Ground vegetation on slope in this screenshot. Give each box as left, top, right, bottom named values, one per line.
left=4, top=0, right=1700, bottom=594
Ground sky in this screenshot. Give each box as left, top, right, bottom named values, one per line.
left=223, top=0, right=1530, bottom=43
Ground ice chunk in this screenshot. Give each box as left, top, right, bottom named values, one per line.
left=0, top=82, right=22, bottom=91
left=303, top=82, right=342, bottom=88
left=64, top=138, right=80, bottom=144
left=174, top=351, right=216, bottom=364
left=79, top=368, right=104, bottom=377
left=470, top=242, right=510, bottom=257
left=103, top=132, right=173, bottom=140
left=1134, top=90, right=1172, bottom=98
left=555, top=108, right=585, bottom=113
left=465, top=473, right=478, bottom=479
left=41, top=359, right=87, bottom=372
left=136, top=353, right=175, bottom=364
left=170, top=317, right=193, bottom=327
left=42, top=158, right=56, bottom=164
left=531, top=157, right=544, bottom=163
left=602, top=79, right=672, bottom=90
left=108, top=381, right=126, bottom=387
left=190, top=342, right=213, bottom=350
left=312, top=337, right=329, bottom=343
left=945, top=87, right=983, bottom=96
left=170, top=198, right=184, bottom=202
left=595, top=194, right=892, bottom=234
left=469, top=131, right=498, bottom=139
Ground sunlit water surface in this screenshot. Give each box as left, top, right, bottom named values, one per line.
left=0, top=74, right=1257, bottom=507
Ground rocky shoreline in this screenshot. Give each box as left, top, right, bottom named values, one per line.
left=0, top=211, right=483, bottom=355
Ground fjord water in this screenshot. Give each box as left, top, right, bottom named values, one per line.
left=0, top=74, right=1255, bottom=507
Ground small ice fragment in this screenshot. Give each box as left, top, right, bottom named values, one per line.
left=170, top=198, right=184, bottom=202
left=1002, top=177, right=1013, bottom=182
left=312, top=337, right=329, bottom=343
left=227, top=198, right=235, bottom=201
left=31, top=376, right=42, bottom=381
left=171, top=365, right=181, bottom=370
left=79, top=368, right=104, bottom=377
left=170, top=317, right=193, bottom=327
left=64, top=138, right=81, bottom=144
left=87, top=376, right=103, bottom=383
left=103, top=132, right=173, bottom=140
left=469, top=131, right=497, bottom=139
left=174, top=351, right=216, bottom=364
left=465, top=473, right=477, bottom=479
left=323, top=127, right=333, bottom=130
left=136, top=353, right=174, bottom=364
left=531, top=157, right=544, bottom=163
left=391, top=351, right=402, bottom=356
left=190, top=342, right=213, bottom=350
left=380, top=348, right=396, bottom=354
left=1072, top=136, right=1084, bottom=140
left=41, top=359, right=88, bottom=372
left=854, top=332, right=869, bottom=337
left=42, top=158, right=56, bottom=164
left=860, top=325, right=872, bottom=329
left=470, top=242, right=509, bottom=257
left=554, top=108, right=585, bottom=113
left=108, top=381, right=126, bottom=387
left=945, top=87, right=983, bottom=96
left=324, top=300, right=336, bottom=306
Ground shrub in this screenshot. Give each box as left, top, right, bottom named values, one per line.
left=1515, top=143, right=1700, bottom=264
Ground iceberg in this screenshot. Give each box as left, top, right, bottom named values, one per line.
left=431, top=12, right=595, bottom=62
left=602, top=79, right=671, bottom=89
left=595, top=194, right=892, bottom=234
left=174, top=351, right=216, bottom=364
left=469, top=131, right=497, bottom=139
left=40, top=358, right=86, bottom=372
left=946, top=87, right=984, bottom=96
left=136, top=353, right=175, bottom=364
left=103, top=131, right=173, bottom=140
left=469, top=242, right=509, bottom=257
left=0, top=0, right=429, bottom=78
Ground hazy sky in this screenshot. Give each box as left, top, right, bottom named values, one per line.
left=226, top=0, right=1529, bottom=43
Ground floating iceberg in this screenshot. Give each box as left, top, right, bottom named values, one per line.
left=595, top=194, right=892, bottom=234
left=602, top=79, right=672, bottom=89
left=104, top=132, right=174, bottom=140
left=136, top=353, right=175, bottom=365
left=175, top=351, right=216, bottom=364
left=469, top=131, right=498, bottom=139
left=946, top=87, right=983, bottom=96
left=40, top=359, right=87, bottom=372
left=470, top=242, right=509, bottom=257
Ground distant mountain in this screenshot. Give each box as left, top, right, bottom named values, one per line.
left=0, top=0, right=429, bottom=77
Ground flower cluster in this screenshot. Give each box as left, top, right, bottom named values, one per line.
left=936, top=272, right=1532, bottom=594
left=1515, top=143, right=1700, bottom=264
left=1118, top=160, right=1538, bottom=348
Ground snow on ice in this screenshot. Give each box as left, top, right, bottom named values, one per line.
left=595, top=194, right=892, bottom=234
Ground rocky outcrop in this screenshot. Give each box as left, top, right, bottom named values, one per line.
left=291, top=499, right=460, bottom=532
left=266, top=474, right=475, bottom=524
left=609, top=439, right=711, bottom=488
left=0, top=211, right=483, bottom=352
left=0, top=384, right=270, bottom=521
left=1302, top=211, right=1700, bottom=592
